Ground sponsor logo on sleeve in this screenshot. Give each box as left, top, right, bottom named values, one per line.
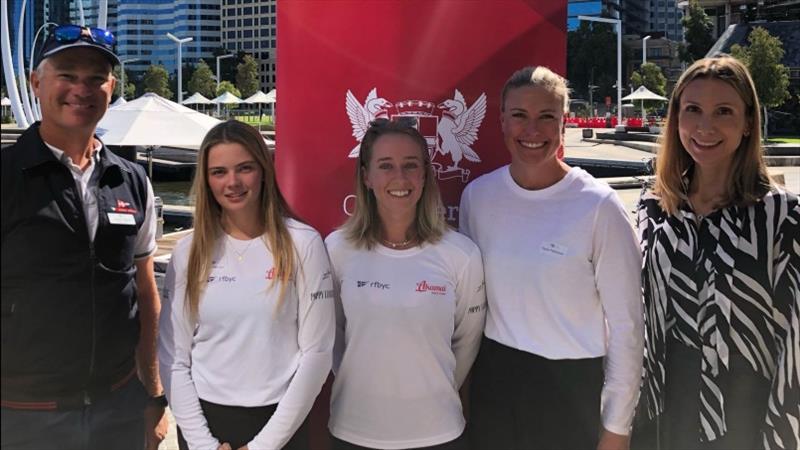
left=468, top=302, right=488, bottom=314
left=310, top=290, right=335, bottom=301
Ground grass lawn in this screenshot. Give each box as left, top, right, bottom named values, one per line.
left=234, top=114, right=274, bottom=129
left=768, top=137, right=800, bottom=144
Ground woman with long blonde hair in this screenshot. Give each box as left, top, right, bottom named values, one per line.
left=635, top=56, right=799, bottom=449
left=159, top=120, right=335, bottom=450
left=325, top=119, right=486, bottom=449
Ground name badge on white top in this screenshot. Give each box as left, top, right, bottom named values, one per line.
left=540, top=241, right=568, bottom=256
left=107, top=212, right=136, bottom=225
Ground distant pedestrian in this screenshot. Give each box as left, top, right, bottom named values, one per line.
left=634, top=55, right=799, bottom=450
left=1, top=24, right=167, bottom=450
left=460, top=66, right=644, bottom=450
left=159, top=120, right=335, bottom=450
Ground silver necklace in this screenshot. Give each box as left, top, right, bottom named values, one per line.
left=228, top=237, right=255, bottom=261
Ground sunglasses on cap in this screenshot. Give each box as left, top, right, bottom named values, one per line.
left=47, top=24, right=116, bottom=49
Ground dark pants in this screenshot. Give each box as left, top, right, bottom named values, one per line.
left=330, top=431, right=469, bottom=450
left=0, top=377, right=147, bottom=450
left=177, top=399, right=309, bottom=450
left=469, top=337, right=603, bottom=450
left=632, top=338, right=771, bottom=450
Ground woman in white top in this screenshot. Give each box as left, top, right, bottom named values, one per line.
left=159, top=120, right=335, bottom=450
left=459, top=66, right=644, bottom=450
left=326, top=118, right=486, bottom=450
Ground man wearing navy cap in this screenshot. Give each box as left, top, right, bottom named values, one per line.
left=1, top=25, right=167, bottom=450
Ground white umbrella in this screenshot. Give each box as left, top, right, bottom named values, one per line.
left=110, top=97, right=127, bottom=108
left=182, top=92, right=213, bottom=105
left=212, top=91, right=243, bottom=104
left=1, top=97, right=11, bottom=106
left=622, top=86, right=668, bottom=121
left=96, top=93, right=221, bottom=149
left=243, top=90, right=271, bottom=104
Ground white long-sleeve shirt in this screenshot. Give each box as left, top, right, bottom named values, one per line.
left=459, top=165, right=644, bottom=435
left=325, top=229, right=486, bottom=449
left=159, top=219, right=335, bottom=450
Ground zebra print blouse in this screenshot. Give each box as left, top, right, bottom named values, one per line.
left=637, top=187, right=799, bottom=449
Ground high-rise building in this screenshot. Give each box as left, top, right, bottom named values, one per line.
left=649, top=0, right=684, bottom=41
left=116, top=0, right=221, bottom=77
left=621, top=0, right=649, bottom=36
left=66, top=0, right=117, bottom=29
left=220, top=0, right=277, bottom=92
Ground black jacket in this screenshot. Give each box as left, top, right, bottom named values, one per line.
left=1, top=123, right=150, bottom=407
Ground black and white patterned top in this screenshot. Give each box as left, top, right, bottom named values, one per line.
left=637, top=187, right=799, bottom=449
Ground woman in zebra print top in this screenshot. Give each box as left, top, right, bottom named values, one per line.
left=636, top=56, right=799, bottom=449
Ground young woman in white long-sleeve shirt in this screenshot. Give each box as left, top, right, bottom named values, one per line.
left=158, top=120, right=335, bottom=450
left=326, top=119, right=486, bottom=450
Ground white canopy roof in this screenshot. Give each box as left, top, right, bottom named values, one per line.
left=182, top=92, right=213, bottom=105
left=96, top=93, right=221, bottom=149
left=212, top=91, right=243, bottom=104
left=110, top=97, right=127, bottom=107
left=244, top=89, right=276, bottom=104
left=1, top=97, right=11, bottom=106
left=622, top=85, right=668, bottom=102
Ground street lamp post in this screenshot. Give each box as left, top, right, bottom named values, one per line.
left=216, top=53, right=234, bottom=116
left=588, top=84, right=599, bottom=116
left=119, top=57, right=140, bottom=101
left=578, top=15, right=622, bottom=125
left=166, top=32, right=193, bottom=104
left=642, top=35, right=651, bottom=65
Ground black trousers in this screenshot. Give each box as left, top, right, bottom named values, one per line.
left=330, top=431, right=469, bottom=450
left=177, top=399, right=309, bottom=450
left=469, top=337, right=603, bottom=450
left=632, top=338, right=771, bottom=450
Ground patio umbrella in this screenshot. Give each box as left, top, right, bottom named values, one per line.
left=622, top=86, right=668, bottom=121
left=182, top=92, right=213, bottom=105
left=212, top=91, right=243, bottom=105
left=1, top=97, right=11, bottom=106
left=243, top=90, right=277, bottom=119
left=96, top=93, right=221, bottom=149
left=243, top=90, right=271, bottom=104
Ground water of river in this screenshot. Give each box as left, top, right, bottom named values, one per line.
left=154, top=180, right=194, bottom=206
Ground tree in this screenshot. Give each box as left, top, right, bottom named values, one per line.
left=630, top=63, right=667, bottom=116
left=730, top=27, right=790, bottom=140
left=142, top=65, right=172, bottom=99
left=216, top=80, right=240, bottom=98
left=112, top=66, right=135, bottom=99
left=236, top=55, right=259, bottom=98
left=630, top=63, right=667, bottom=95
left=681, top=0, right=714, bottom=63
left=567, top=21, right=629, bottom=112
left=188, top=59, right=216, bottom=98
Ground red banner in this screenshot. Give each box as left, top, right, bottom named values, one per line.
left=276, top=0, right=567, bottom=235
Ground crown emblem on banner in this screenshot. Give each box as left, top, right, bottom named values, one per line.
left=345, top=88, right=487, bottom=184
